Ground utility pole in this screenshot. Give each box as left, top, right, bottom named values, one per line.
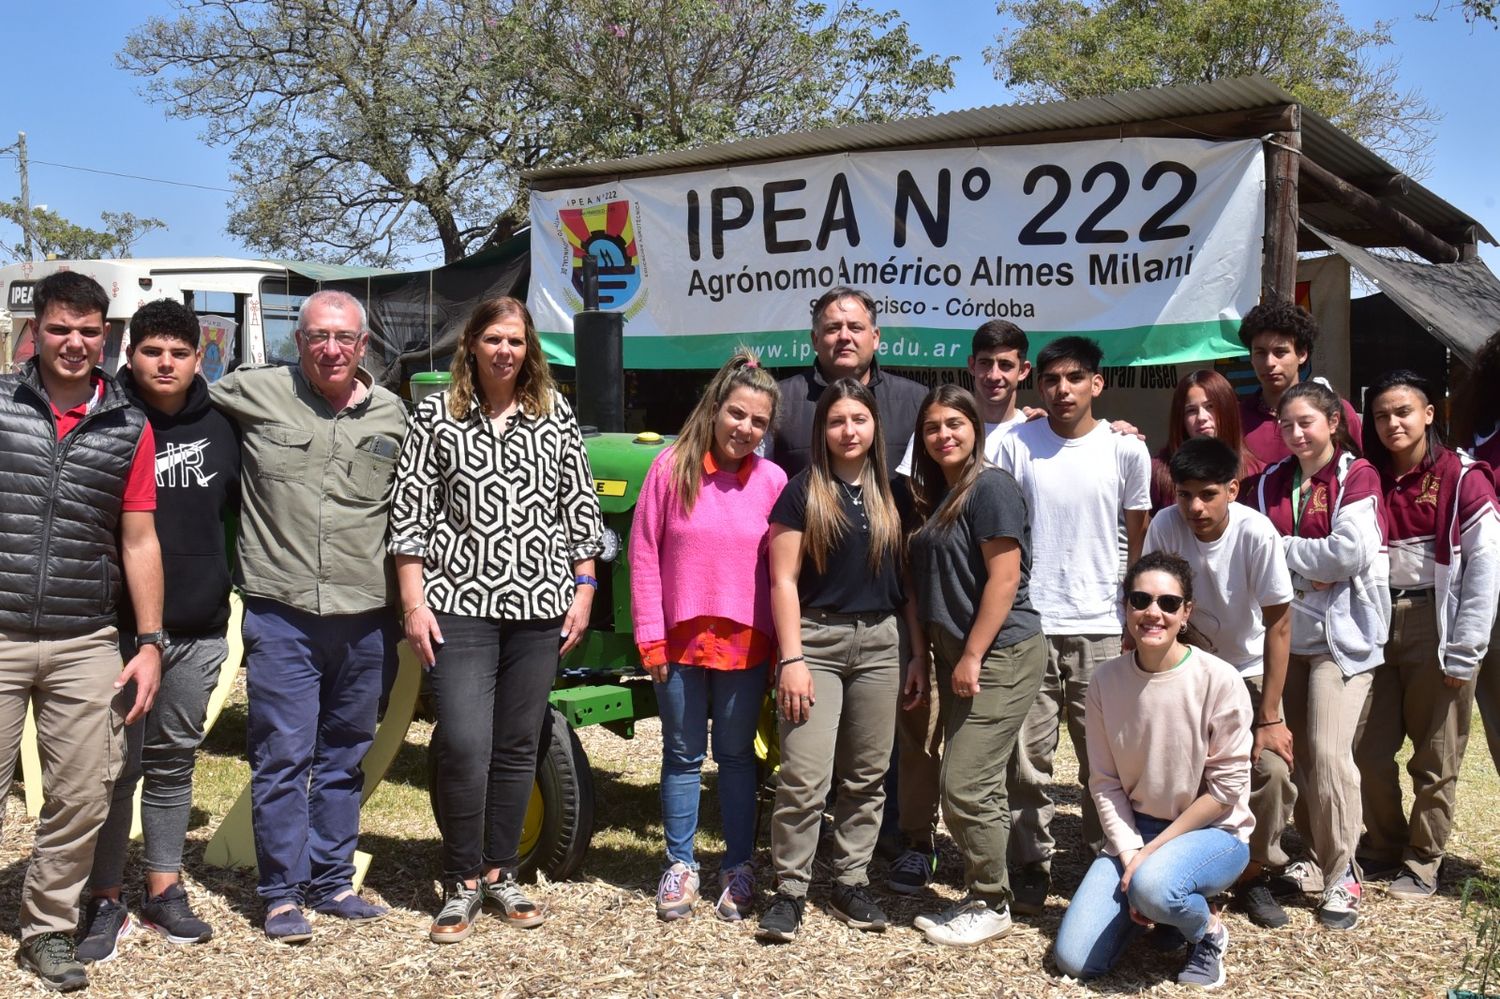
left=17, top=131, right=32, bottom=260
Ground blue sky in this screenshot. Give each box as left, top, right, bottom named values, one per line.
left=2, top=0, right=1495, bottom=269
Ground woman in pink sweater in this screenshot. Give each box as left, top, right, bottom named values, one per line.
left=1053, top=551, right=1252, bottom=989
left=630, top=350, right=786, bottom=923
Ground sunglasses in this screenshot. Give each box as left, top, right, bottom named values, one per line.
left=1126, top=591, right=1186, bottom=614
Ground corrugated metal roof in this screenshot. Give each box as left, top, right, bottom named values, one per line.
left=524, top=75, right=1490, bottom=248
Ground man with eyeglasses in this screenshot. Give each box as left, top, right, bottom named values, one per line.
left=210, top=289, right=407, bottom=943
left=0, top=271, right=163, bottom=991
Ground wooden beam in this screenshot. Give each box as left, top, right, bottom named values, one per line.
left=1262, top=125, right=1301, bottom=304
left=527, top=105, right=1302, bottom=191
left=1299, top=156, right=1459, bottom=263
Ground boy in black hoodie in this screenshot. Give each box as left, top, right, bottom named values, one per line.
left=77, top=299, right=241, bottom=962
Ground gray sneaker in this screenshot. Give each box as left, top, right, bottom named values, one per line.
left=75, top=896, right=133, bottom=964
left=17, top=932, right=88, bottom=992
left=1177, top=922, right=1228, bottom=989
left=1388, top=869, right=1437, bottom=899
left=430, top=882, right=483, bottom=943
left=481, top=873, right=546, bottom=929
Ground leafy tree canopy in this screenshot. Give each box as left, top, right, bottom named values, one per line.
left=0, top=201, right=165, bottom=263
left=122, top=0, right=955, bottom=266
left=987, top=0, right=1439, bottom=172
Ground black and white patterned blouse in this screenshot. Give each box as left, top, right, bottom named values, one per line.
left=388, top=390, right=604, bottom=621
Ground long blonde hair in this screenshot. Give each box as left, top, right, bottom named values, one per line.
left=447, top=296, right=556, bottom=420
left=803, top=378, right=900, bottom=574
left=669, top=349, right=780, bottom=514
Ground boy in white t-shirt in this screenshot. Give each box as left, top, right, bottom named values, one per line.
left=1144, top=436, right=1296, bottom=930
left=994, top=336, right=1151, bottom=914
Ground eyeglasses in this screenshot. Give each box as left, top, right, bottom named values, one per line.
left=300, top=329, right=363, bottom=347
left=1126, top=591, right=1186, bottom=614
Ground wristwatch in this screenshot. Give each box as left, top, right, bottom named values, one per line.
left=136, top=630, right=172, bottom=652
left=574, top=574, right=599, bottom=589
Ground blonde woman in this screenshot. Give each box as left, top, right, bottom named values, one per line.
left=390, top=296, right=603, bottom=942
left=630, top=350, right=786, bottom=922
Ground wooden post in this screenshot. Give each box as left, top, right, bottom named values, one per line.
left=1262, top=115, right=1301, bottom=305
left=1299, top=156, right=1460, bottom=264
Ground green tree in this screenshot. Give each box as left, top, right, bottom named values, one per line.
left=987, top=0, right=1439, bottom=171
left=122, top=0, right=954, bottom=267
left=0, top=200, right=165, bottom=263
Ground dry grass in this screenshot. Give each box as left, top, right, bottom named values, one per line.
left=3, top=678, right=1496, bottom=998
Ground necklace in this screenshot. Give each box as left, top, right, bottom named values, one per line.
left=837, top=478, right=870, bottom=532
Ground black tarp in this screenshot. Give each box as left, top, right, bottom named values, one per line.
left=1304, top=222, right=1500, bottom=365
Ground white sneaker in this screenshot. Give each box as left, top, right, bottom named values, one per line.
left=1275, top=859, right=1324, bottom=895
left=913, top=903, right=959, bottom=933
left=922, top=899, right=1012, bottom=947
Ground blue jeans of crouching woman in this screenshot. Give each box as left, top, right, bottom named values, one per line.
left=1053, top=815, right=1248, bottom=980
left=655, top=662, right=768, bottom=871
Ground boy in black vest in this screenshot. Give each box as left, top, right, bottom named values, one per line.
left=0, top=271, right=163, bottom=991
left=77, top=300, right=241, bottom=964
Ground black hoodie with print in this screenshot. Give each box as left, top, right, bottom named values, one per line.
left=119, top=367, right=242, bottom=637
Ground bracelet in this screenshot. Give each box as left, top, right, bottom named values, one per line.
left=574, top=574, right=599, bottom=588
left=777, top=655, right=805, bottom=668
left=1253, top=718, right=1284, bottom=728
left=402, top=603, right=428, bottom=622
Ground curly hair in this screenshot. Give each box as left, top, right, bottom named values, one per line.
left=1238, top=299, right=1320, bottom=356
left=1455, top=328, right=1500, bottom=445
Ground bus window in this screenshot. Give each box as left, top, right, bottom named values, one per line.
left=259, top=275, right=317, bottom=364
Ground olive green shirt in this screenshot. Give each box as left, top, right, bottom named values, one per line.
left=210, top=364, right=408, bottom=615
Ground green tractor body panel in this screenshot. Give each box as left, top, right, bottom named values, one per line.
left=584, top=431, right=670, bottom=515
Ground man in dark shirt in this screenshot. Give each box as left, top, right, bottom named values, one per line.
left=77, top=299, right=241, bottom=964
left=768, top=287, right=927, bottom=478
left=1237, top=300, right=1361, bottom=469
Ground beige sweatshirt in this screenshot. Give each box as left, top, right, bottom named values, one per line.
left=1084, top=647, right=1254, bottom=856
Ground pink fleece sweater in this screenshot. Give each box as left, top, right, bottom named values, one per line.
left=629, top=446, right=787, bottom=645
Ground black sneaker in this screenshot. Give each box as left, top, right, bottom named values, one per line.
left=75, top=896, right=132, bottom=964
left=755, top=893, right=804, bottom=943
left=1146, top=922, right=1188, bottom=952
left=886, top=847, right=937, bottom=894
left=141, top=883, right=213, bottom=944
left=17, top=932, right=88, bottom=992
left=1388, top=869, right=1437, bottom=899
left=1010, top=863, right=1050, bottom=916
left=829, top=883, right=888, bottom=932
left=1235, top=881, right=1289, bottom=929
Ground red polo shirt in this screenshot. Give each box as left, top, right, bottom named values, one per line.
left=51, top=379, right=157, bottom=512
left=1240, top=389, right=1363, bottom=469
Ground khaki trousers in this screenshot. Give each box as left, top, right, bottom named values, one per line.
left=1006, top=633, right=1119, bottom=871
left=1285, top=652, right=1372, bottom=891
left=1244, top=673, right=1297, bottom=869
left=770, top=611, right=899, bottom=895
left=895, top=643, right=943, bottom=847
left=0, top=626, right=125, bottom=939
left=1354, top=597, right=1471, bottom=883
left=934, top=630, right=1047, bottom=906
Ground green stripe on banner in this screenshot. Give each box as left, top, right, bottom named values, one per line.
left=540, top=318, right=1246, bottom=370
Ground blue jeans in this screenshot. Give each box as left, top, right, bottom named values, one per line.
left=1053, top=815, right=1248, bottom=980
left=243, top=598, right=396, bottom=908
left=655, top=663, right=767, bottom=870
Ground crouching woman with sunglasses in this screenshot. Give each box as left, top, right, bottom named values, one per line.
left=1053, top=552, right=1253, bottom=989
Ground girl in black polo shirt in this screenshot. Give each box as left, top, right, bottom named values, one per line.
left=756, top=378, right=912, bottom=943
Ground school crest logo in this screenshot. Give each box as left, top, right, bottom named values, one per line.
left=1416, top=472, right=1441, bottom=507
left=1307, top=484, right=1329, bottom=517
left=559, top=199, right=647, bottom=315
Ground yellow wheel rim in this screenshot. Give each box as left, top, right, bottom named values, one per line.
left=519, top=780, right=544, bottom=859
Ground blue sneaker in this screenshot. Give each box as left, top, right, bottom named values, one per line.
left=1177, top=922, right=1228, bottom=989
left=264, top=906, right=313, bottom=944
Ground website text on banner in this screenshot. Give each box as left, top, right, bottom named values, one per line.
left=528, top=138, right=1266, bottom=370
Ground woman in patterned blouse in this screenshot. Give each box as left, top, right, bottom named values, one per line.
left=389, top=296, right=603, bottom=943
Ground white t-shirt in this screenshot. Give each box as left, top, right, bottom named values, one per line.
left=1143, top=503, right=1294, bottom=678
left=896, top=410, right=1028, bottom=476
left=996, top=419, right=1151, bottom=634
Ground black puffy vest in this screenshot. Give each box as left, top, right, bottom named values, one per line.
left=0, top=362, right=148, bottom=637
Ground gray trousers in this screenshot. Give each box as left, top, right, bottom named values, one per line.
left=770, top=611, right=899, bottom=897
left=936, top=630, right=1047, bottom=906
left=91, top=633, right=228, bottom=888
left=1006, top=633, right=1120, bottom=871
left=1355, top=597, right=1471, bottom=883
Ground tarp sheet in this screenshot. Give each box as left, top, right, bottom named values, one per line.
left=1303, top=223, right=1500, bottom=365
